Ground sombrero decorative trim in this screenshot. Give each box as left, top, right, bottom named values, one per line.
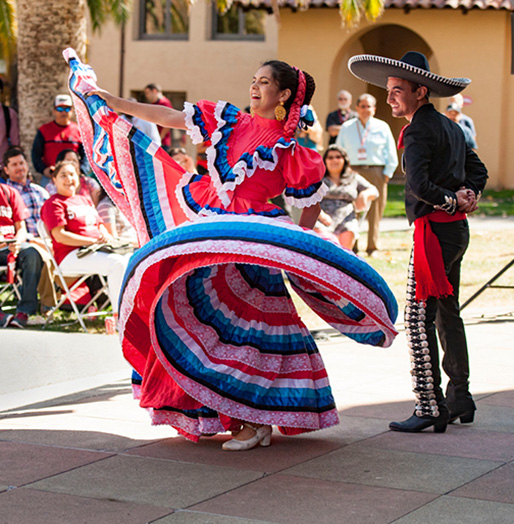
left=348, top=53, right=471, bottom=98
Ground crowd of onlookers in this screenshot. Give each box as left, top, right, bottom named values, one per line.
left=0, top=82, right=477, bottom=329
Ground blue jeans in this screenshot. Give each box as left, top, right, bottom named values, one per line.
left=0, top=243, right=43, bottom=315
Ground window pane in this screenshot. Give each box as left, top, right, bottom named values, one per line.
left=171, top=0, right=189, bottom=34
left=144, top=0, right=167, bottom=35
left=244, top=10, right=265, bottom=36
left=216, top=4, right=239, bottom=35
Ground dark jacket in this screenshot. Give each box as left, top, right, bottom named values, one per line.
left=403, top=103, right=488, bottom=224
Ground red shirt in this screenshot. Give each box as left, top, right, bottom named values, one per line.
left=39, top=120, right=82, bottom=168
left=41, top=193, right=103, bottom=264
left=0, top=184, right=30, bottom=238
left=154, top=96, right=173, bottom=148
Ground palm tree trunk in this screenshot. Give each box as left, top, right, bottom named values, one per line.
left=17, top=0, right=87, bottom=165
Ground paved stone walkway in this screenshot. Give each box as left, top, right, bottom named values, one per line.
left=1, top=305, right=513, bottom=523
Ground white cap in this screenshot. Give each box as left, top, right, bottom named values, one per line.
left=54, top=94, right=72, bottom=107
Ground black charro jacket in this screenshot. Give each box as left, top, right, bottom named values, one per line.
left=402, top=103, right=488, bottom=225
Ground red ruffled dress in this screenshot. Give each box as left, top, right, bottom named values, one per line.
left=66, top=48, right=398, bottom=444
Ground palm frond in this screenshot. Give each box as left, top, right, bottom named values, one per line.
left=87, top=0, right=108, bottom=33
left=339, top=0, right=361, bottom=27
left=215, top=0, right=234, bottom=15
left=0, top=0, right=16, bottom=65
left=362, top=0, right=384, bottom=21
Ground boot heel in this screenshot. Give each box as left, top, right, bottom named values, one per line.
left=433, top=421, right=447, bottom=433
left=459, top=411, right=475, bottom=424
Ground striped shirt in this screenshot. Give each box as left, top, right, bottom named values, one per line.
left=5, top=179, right=49, bottom=236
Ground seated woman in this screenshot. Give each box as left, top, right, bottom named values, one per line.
left=315, top=144, right=379, bottom=250
left=40, top=160, right=131, bottom=314
left=46, top=149, right=101, bottom=206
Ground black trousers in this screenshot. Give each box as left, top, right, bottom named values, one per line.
left=405, top=219, right=475, bottom=417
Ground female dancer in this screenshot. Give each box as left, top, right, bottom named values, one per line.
left=64, top=50, right=398, bottom=451
left=316, top=144, right=378, bottom=250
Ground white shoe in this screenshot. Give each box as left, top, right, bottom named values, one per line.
left=222, top=424, right=272, bottom=451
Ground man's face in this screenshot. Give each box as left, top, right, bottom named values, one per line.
left=53, top=105, right=73, bottom=125
left=144, top=88, right=159, bottom=103
left=386, top=77, right=424, bottom=120
left=356, top=98, right=376, bottom=122
left=4, top=154, right=29, bottom=184
left=337, top=91, right=352, bottom=111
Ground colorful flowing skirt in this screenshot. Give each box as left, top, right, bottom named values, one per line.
left=64, top=49, right=398, bottom=441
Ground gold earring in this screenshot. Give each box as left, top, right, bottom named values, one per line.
left=250, top=107, right=255, bottom=118
left=274, top=101, right=286, bottom=121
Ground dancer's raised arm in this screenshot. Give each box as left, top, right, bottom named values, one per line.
left=89, top=88, right=186, bottom=130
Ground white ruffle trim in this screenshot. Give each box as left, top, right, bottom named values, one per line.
left=209, top=101, right=296, bottom=208
left=174, top=169, right=202, bottom=222
left=183, top=102, right=204, bottom=145
left=284, top=181, right=328, bottom=209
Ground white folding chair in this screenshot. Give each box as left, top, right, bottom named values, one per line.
left=37, top=220, right=111, bottom=333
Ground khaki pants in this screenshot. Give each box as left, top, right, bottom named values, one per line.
left=352, top=165, right=388, bottom=253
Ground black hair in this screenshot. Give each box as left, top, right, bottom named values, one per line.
left=145, top=83, right=162, bottom=93
left=3, top=146, right=26, bottom=168
left=55, top=148, right=79, bottom=163
left=52, top=160, right=79, bottom=179
left=262, top=60, right=316, bottom=112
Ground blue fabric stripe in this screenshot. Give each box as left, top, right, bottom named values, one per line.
left=284, top=180, right=323, bottom=199
left=185, top=266, right=318, bottom=354
left=154, top=301, right=335, bottom=411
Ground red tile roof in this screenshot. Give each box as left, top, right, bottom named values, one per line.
left=236, top=0, right=514, bottom=10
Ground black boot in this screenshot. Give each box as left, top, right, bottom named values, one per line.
left=449, top=406, right=475, bottom=424
left=447, top=396, right=476, bottom=424
left=389, top=407, right=449, bottom=433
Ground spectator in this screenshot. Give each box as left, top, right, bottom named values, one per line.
left=3, top=147, right=57, bottom=314
left=326, top=90, right=357, bottom=145
left=336, top=93, right=398, bottom=256
left=41, top=161, right=131, bottom=314
left=144, top=83, right=173, bottom=150
left=3, top=147, right=48, bottom=237
left=96, top=186, right=138, bottom=248
left=31, top=94, right=88, bottom=188
left=0, top=183, right=44, bottom=328
left=46, top=149, right=101, bottom=206
left=449, top=93, right=476, bottom=141
left=315, top=144, right=378, bottom=250
left=445, top=103, right=477, bottom=150
left=0, top=78, right=20, bottom=171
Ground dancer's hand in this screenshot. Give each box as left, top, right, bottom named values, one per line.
left=87, top=88, right=119, bottom=110
left=456, top=187, right=478, bottom=213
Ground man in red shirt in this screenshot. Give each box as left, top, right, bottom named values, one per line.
left=0, top=184, right=44, bottom=328
left=144, top=84, right=173, bottom=150
left=31, top=94, right=88, bottom=188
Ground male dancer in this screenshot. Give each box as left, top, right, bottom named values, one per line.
left=348, top=52, right=488, bottom=432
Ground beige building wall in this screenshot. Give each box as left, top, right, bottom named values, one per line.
left=87, top=2, right=278, bottom=120
left=87, top=4, right=513, bottom=189
left=278, top=8, right=513, bottom=189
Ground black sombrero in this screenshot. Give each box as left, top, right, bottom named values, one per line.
left=348, top=52, right=471, bottom=98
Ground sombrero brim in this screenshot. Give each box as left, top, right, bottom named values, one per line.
left=348, top=55, right=471, bottom=98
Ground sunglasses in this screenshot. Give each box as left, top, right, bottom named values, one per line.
left=55, top=106, right=72, bottom=113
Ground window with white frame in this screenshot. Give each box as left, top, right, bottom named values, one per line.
left=140, top=0, right=189, bottom=39
left=212, top=5, right=266, bottom=41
